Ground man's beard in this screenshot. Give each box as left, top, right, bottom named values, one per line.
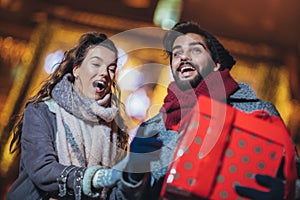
left=172, top=70, right=203, bottom=91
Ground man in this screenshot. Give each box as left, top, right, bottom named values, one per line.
left=117, top=21, right=297, bottom=200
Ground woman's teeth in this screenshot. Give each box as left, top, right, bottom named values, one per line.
left=93, top=81, right=104, bottom=89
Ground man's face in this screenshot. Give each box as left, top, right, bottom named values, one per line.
left=171, top=33, right=220, bottom=90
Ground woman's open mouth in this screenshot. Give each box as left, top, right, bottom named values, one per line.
left=93, top=80, right=105, bottom=92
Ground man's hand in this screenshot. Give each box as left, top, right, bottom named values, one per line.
left=235, top=174, right=284, bottom=200
left=125, top=127, right=163, bottom=183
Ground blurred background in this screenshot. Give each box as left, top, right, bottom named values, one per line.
left=0, top=0, right=299, bottom=198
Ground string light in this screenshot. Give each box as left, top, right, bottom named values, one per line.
left=44, top=50, right=64, bottom=74
left=153, top=0, right=182, bottom=30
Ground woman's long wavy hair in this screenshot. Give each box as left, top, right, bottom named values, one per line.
left=10, top=32, right=129, bottom=153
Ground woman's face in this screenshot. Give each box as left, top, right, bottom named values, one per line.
left=73, top=45, right=117, bottom=101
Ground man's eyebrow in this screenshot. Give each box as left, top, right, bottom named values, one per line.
left=190, top=42, right=207, bottom=49
left=172, top=45, right=181, bottom=51
left=172, top=42, right=207, bottom=51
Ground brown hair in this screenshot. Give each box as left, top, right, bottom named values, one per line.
left=10, top=32, right=129, bottom=153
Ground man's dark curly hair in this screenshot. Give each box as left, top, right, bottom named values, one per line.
left=163, top=21, right=236, bottom=70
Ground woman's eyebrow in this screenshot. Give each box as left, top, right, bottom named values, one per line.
left=90, top=56, right=103, bottom=61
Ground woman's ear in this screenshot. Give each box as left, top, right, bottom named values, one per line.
left=213, top=63, right=221, bottom=71
left=73, top=65, right=79, bottom=78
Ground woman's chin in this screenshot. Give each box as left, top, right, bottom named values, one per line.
left=95, top=93, right=111, bottom=105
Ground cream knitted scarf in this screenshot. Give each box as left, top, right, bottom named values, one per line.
left=50, top=74, right=125, bottom=167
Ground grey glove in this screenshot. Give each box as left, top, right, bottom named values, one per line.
left=82, top=166, right=122, bottom=197
left=92, top=167, right=121, bottom=188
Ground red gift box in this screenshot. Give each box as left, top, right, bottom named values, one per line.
left=160, top=95, right=296, bottom=200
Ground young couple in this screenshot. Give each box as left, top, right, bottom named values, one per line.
left=7, top=21, right=298, bottom=200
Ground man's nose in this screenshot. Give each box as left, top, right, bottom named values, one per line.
left=180, top=51, right=191, bottom=61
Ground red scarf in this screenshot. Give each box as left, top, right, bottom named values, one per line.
left=160, top=69, right=239, bottom=130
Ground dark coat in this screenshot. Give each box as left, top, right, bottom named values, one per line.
left=7, top=102, right=63, bottom=199
left=7, top=102, right=120, bottom=200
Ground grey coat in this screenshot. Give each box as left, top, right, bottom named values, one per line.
left=6, top=102, right=122, bottom=200
left=117, top=82, right=285, bottom=200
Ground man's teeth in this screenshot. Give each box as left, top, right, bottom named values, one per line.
left=180, top=66, right=195, bottom=72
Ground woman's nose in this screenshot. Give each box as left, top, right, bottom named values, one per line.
left=99, top=65, right=108, bottom=76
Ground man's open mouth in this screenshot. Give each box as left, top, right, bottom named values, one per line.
left=178, top=63, right=196, bottom=73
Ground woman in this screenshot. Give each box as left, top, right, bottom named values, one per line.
left=7, top=32, right=129, bottom=199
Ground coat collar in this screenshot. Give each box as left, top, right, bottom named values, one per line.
left=230, top=82, right=258, bottom=100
